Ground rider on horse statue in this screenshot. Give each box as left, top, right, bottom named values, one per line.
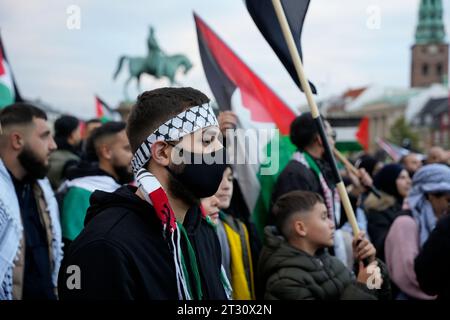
left=114, top=26, right=193, bottom=99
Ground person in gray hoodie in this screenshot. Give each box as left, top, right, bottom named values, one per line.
left=258, top=190, right=391, bottom=300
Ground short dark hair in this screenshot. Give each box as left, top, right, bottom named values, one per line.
left=54, top=115, right=79, bottom=139
left=273, top=191, right=324, bottom=238
left=126, top=87, right=210, bottom=153
left=0, top=102, right=47, bottom=129
left=290, top=112, right=321, bottom=151
left=85, top=121, right=126, bottom=161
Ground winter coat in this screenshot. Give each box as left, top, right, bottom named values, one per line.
left=257, top=226, right=390, bottom=300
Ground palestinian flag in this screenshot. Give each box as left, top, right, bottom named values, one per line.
left=0, top=32, right=22, bottom=109
left=328, top=116, right=370, bottom=152
left=355, top=116, right=370, bottom=151
left=61, top=175, right=120, bottom=240
left=376, top=138, right=411, bottom=162
left=95, top=95, right=120, bottom=123
left=245, top=0, right=316, bottom=94
left=195, top=13, right=297, bottom=238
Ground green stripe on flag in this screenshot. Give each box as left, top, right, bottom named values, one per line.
left=61, top=186, right=93, bottom=240
left=252, top=135, right=296, bottom=240
left=0, top=82, right=13, bottom=109
left=335, top=141, right=363, bottom=152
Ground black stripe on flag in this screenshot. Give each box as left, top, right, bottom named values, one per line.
left=245, top=0, right=317, bottom=94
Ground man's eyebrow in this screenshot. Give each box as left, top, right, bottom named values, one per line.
left=40, top=130, right=51, bottom=137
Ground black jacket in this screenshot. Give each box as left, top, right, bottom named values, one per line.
left=57, top=185, right=227, bottom=300
left=271, top=159, right=346, bottom=227
left=415, top=214, right=450, bottom=300
left=272, top=160, right=321, bottom=205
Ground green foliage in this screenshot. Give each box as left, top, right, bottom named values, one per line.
left=389, top=116, right=421, bottom=151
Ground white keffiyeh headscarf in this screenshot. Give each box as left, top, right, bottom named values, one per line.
left=407, top=164, right=450, bottom=247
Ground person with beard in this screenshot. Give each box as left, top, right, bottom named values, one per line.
left=0, top=103, right=63, bottom=300
left=59, top=121, right=133, bottom=248
left=58, top=87, right=230, bottom=300
left=400, top=153, right=422, bottom=178
left=48, top=115, right=82, bottom=190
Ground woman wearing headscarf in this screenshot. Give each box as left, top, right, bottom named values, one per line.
left=385, top=164, right=450, bottom=300
left=364, top=164, right=412, bottom=261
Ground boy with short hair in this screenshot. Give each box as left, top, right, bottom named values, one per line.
left=258, top=190, right=391, bottom=300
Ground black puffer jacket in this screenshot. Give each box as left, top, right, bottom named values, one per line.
left=258, top=227, right=390, bottom=300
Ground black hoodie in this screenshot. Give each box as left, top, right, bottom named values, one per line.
left=57, top=185, right=227, bottom=300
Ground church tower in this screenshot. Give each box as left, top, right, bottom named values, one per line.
left=411, top=0, right=448, bottom=87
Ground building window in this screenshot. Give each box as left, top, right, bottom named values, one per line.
left=442, top=114, right=449, bottom=127
left=437, top=63, right=443, bottom=76
left=422, top=63, right=429, bottom=76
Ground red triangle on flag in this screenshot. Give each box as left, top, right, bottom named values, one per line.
left=0, top=45, right=5, bottom=76
left=356, top=116, right=369, bottom=150
left=95, top=96, right=104, bottom=118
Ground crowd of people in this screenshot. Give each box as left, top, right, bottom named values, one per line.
left=0, top=86, right=449, bottom=300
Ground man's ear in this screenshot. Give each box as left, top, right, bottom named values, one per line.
left=315, top=133, right=323, bottom=148
left=151, top=141, right=171, bottom=166
left=293, top=219, right=307, bottom=237
left=99, top=144, right=112, bottom=160
left=10, top=131, right=24, bottom=151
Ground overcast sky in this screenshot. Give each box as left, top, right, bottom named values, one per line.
left=1, top=0, right=449, bottom=118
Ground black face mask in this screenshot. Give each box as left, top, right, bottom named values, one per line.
left=166, top=147, right=227, bottom=199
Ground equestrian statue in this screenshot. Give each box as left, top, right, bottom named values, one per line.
left=113, top=26, right=193, bottom=98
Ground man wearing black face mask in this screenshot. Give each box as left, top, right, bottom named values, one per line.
left=58, top=87, right=230, bottom=300
left=58, top=121, right=133, bottom=250
left=0, top=103, right=63, bottom=300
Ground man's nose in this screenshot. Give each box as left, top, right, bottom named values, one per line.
left=329, top=219, right=336, bottom=230
left=49, top=136, right=57, bottom=151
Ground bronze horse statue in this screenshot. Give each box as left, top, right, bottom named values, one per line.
left=113, top=27, right=193, bottom=98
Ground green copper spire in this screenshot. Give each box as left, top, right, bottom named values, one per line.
left=415, top=0, right=446, bottom=44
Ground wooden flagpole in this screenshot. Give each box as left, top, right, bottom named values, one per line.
left=271, top=0, right=360, bottom=237
left=333, top=148, right=381, bottom=198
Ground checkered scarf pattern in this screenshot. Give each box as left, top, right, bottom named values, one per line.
left=131, top=103, right=218, bottom=173
left=130, top=103, right=220, bottom=300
